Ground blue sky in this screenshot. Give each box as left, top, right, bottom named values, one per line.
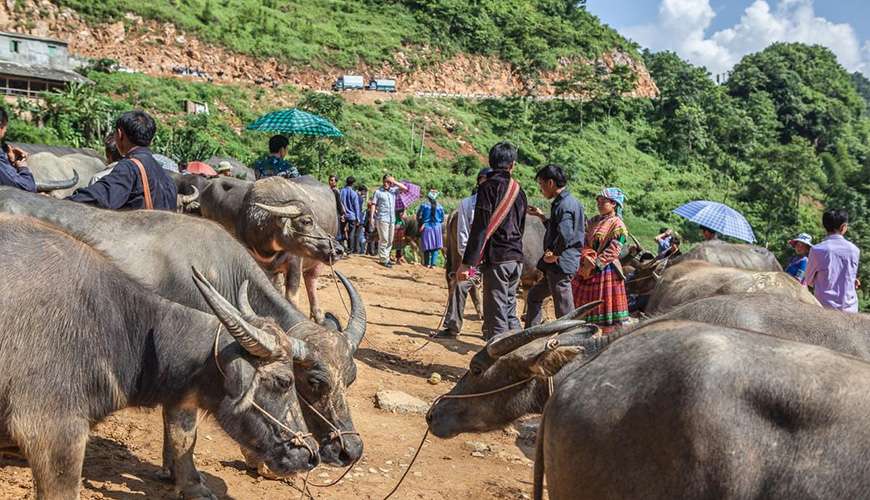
left=585, top=0, right=870, bottom=75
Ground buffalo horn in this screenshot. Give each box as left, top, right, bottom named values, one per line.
left=487, top=319, right=588, bottom=358
left=335, top=270, right=367, bottom=353
left=180, top=185, right=199, bottom=205
left=254, top=202, right=302, bottom=218
left=554, top=300, right=604, bottom=322
left=236, top=279, right=257, bottom=321
left=192, top=266, right=281, bottom=359
left=35, top=169, right=79, bottom=192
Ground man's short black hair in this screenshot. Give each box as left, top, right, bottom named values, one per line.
left=535, top=164, right=567, bottom=188
left=700, top=225, right=715, bottom=234
left=660, top=227, right=668, bottom=233
left=382, top=174, right=390, bottom=182
left=489, top=141, right=517, bottom=170
left=269, top=134, right=289, bottom=154
left=346, top=176, right=355, bottom=186
left=823, top=209, right=849, bottom=233
left=116, top=110, right=156, bottom=147
left=0, top=108, right=8, bottom=128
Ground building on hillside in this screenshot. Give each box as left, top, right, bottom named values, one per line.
left=0, top=32, right=90, bottom=99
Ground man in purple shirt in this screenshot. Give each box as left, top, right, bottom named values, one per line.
left=805, top=209, right=861, bottom=313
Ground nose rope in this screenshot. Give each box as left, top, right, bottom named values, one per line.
left=296, top=393, right=362, bottom=489
left=212, top=324, right=317, bottom=459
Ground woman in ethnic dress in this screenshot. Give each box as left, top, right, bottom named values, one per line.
left=572, top=187, right=630, bottom=334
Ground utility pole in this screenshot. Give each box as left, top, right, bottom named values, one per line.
left=419, top=125, right=426, bottom=160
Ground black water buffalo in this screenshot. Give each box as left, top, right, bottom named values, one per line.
left=0, top=215, right=317, bottom=499
left=659, top=293, right=870, bottom=359
left=194, top=175, right=342, bottom=323
left=625, top=240, right=783, bottom=307
left=429, top=291, right=867, bottom=440
left=673, top=238, right=783, bottom=271
left=0, top=187, right=366, bottom=468
left=535, top=321, right=870, bottom=500
left=645, top=259, right=818, bottom=314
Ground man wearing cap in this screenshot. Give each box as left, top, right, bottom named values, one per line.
left=434, top=167, right=492, bottom=338
left=785, top=233, right=813, bottom=281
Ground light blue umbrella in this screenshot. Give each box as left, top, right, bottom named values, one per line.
left=673, top=200, right=756, bottom=243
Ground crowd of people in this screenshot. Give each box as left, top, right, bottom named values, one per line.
left=0, top=110, right=861, bottom=327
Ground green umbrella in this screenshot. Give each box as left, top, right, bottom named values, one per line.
left=246, top=108, right=343, bottom=137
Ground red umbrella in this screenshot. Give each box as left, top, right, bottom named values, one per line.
left=185, top=161, right=218, bottom=177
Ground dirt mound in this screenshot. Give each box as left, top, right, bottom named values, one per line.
left=0, top=257, right=539, bottom=499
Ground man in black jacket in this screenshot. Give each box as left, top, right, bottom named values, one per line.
left=457, top=142, right=527, bottom=340
left=68, top=111, right=176, bottom=210
left=526, top=164, right=585, bottom=327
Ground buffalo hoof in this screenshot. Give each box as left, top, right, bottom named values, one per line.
left=179, top=483, right=217, bottom=500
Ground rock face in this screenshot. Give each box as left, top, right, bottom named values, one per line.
left=0, top=0, right=659, bottom=99
left=375, top=390, right=430, bottom=415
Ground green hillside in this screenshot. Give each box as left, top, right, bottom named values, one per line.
left=54, top=0, right=632, bottom=75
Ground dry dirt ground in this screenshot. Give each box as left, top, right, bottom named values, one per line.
left=0, top=256, right=541, bottom=500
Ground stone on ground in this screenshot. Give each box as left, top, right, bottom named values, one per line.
left=375, top=390, right=430, bottom=414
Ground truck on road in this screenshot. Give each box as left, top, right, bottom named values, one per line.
left=332, top=75, right=365, bottom=91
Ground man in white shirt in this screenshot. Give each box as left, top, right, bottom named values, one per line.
left=435, top=168, right=492, bottom=338
left=368, top=174, right=408, bottom=268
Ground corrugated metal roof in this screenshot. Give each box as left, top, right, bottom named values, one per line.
left=0, top=61, right=91, bottom=84
left=10, top=143, right=103, bottom=160
left=0, top=31, right=68, bottom=45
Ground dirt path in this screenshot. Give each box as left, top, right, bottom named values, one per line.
left=0, top=256, right=537, bottom=500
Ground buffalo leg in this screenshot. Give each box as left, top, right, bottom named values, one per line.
left=284, top=255, right=304, bottom=306
left=17, top=416, right=88, bottom=500
left=162, top=404, right=215, bottom=500
left=304, top=262, right=325, bottom=323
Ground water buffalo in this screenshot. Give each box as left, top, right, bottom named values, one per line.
left=658, top=293, right=870, bottom=359
left=645, top=260, right=818, bottom=314
left=26, top=151, right=102, bottom=197
left=427, top=302, right=602, bottom=437
left=672, top=239, right=783, bottom=271
left=0, top=187, right=366, bottom=468
left=0, top=215, right=318, bottom=499
left=535, top=321, right=870, bottom=500
left=195, top=175, right=343, bottom=322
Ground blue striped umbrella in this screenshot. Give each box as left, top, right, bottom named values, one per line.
left=673, top=200, right=756, bottom=243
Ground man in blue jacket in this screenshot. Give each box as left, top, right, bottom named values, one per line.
left=68, top=111, right=176, bottom=210
left=340, top=176, right=362, bottom=253
left=0, top=108, right=36, bottom=192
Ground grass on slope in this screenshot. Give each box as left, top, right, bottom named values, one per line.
left=52, top=0, right=633, bottom=73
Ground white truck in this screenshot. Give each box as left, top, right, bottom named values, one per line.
left=332, top=75, right=365, bottom=91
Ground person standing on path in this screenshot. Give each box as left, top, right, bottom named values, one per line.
left=572, top=188, right=630, bottom=334
left=340, top=176, right=362, bottom=253
left=435, top=168, right=492, bottom=338
left=457, top=142, right=528, bottom=340
left=369, top=174, right=408, bottom=268
left=417, top=187, right=445, bottom=268
left=805, top=209, right=861, bottom=312
left=68, top=110, right=176, bottom=211
left=525, top=164, right=585, bottom=328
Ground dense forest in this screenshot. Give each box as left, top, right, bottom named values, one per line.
left=7, top=2, right=869, bottom=309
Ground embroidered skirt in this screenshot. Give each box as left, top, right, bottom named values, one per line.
left=572, top=264, right=629, bottom=332
left=421, top=224, right=443, bottom=252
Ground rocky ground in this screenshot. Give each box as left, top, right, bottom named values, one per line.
left=0, top=256, right=544, bottom=499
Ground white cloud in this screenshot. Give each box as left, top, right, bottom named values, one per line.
left=623, top=0, right=870, bottom=76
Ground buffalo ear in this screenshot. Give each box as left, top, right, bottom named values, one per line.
left=527, top=346, right=584, bottom=377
